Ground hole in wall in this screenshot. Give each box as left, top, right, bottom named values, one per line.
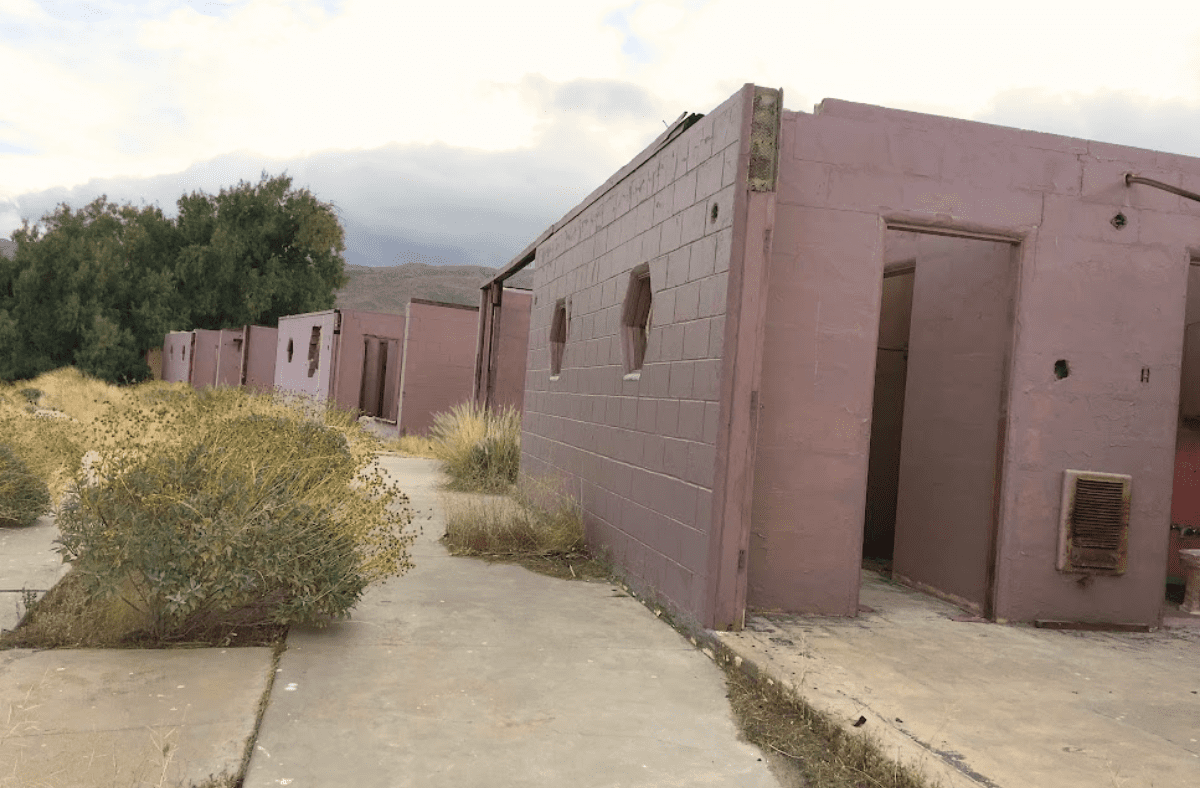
left=621, top=266, right=653, bottom=373
left=307, top=327, right=321, bottom=378
left=1111, top=213, right=1127, bottom=229
left=1055, top=359, right=1070, bottom=380
left=550, top=300, right=567, bottom=376
left=287, top=339, right=294, bottom=362
left=710, top=203, right=719, bottom=223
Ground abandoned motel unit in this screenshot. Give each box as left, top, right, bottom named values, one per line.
left=476, top=82, right=1200, bottom=631
left=163, top=298, right=510, bottom=437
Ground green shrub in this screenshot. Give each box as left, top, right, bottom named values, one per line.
left=429, top=401, right=521, bottom=493
left=55, top=401, right=416, bottom=641
left=0, top=444, right=51, bottom=527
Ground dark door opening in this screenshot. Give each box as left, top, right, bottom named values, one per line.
left=863, top=229, right=1017, bottom=617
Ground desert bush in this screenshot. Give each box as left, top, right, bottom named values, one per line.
left=51, top=386, right=416, bottom=641
left=0, top=444, right=51, bottom=527
left=429, top=401, right=521, bottom=493
left=442, top=476, right=585, bottom=558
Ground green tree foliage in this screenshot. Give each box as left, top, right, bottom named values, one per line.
left=0, top=173, right=348, bottom=384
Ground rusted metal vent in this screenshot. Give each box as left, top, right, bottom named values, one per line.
left=1057, top=470, right=1131, bottom=575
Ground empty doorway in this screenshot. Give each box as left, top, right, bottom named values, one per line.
left=359, top=336, right=390, bottom=418
left=863, top=229, right=1018, bottom=616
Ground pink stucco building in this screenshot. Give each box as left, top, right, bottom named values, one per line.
left=474, top=287, right=533, bottom=414
left=482, top=83, right=1200, bottom=631
left=161, top=326, right=277, bottom=391
left=398, top=299, right=480, bottom=436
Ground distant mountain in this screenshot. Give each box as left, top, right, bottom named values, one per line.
left=334, top=262, right=533, bottom=315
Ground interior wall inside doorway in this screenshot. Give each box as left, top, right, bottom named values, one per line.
left=864, top=230, right=1016, bottom=613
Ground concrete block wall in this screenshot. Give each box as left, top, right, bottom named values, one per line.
left=519, top=89, right=747, bottom=625
left=397, top=300, right=479, bottom=436
left=756, top=98, right=1200, bottom=625
left=274, top=311, right=338, bottom=402
left=190, top=329, right=221, bottom=390
left=215, top=328, right=245, bottom=387
left=162, top=332, right=193, bottom=384
left=243, top=325, right=278, bottom=393
left=492, top=289, right=532, bottom=413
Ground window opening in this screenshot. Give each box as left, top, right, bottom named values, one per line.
left=287, top=339, right=294, bottom=363
left=307, top=326, right=321, bottom=378
left=550, top=300, right=567, bottom=377
left=621, top=267, right=653, bottom=374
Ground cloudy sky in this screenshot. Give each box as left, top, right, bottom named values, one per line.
left=3, top=0, right=1200, bottom=267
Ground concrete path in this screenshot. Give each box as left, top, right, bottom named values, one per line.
left=715, top=573, right=1200, bottom=788
left=0, top=515, right=69, bottom=631
left=244, top=457, right=778, bottom=788
left=0, top=647, right=274, bottom=788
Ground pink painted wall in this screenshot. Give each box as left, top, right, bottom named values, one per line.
left=274, top=311, right=338, bottom=401
left=162, top=332, right=193, bottom=384
left=517, top=89, right=746, bottom=626
left=190, top=329, right=222, bottom=390
left=753, top=97, right=1200, bottom=626
left=493, top=289, right=532, bottom=413
left=243, top=325, right=278, bottom=393
left=215, top=328, right=245, bottom=387
left=332, top=310, right=405, bottom=420
left=398, top=300, right=479, bottom=435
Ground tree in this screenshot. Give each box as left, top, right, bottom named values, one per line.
left=0, top=173, right=348, bottom=384
left=174, top=173, right=348, bottom=330
left=0, top=199, right=180, bottom=383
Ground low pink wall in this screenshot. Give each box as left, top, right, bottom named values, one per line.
left=493, top=289, right=532, bottom=413
left=332, top=310, right=405, bottom=419
left=243, top=325, right=278, bottom=393
left=274, top=311, right=338, bottom=401
left=753, top=98, right=1200, bottom=626
left=398, top=300, right=479, bottom=435
left=190, top=329, right=221, bottom=390
left=216, top=328, right=245, bottom=387
left=162, top=332, right=193, bottom=384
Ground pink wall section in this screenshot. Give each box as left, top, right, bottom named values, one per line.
left=273, top=311, right=338, bottom=401
left=215, top=328, right=245, bottom=387
left=517, top=89, right=747, bottom=627
left=162, top=332, right=193, bottom=384
left=243, top=325, right=278, bottom=393
left=493, top=289, right=532, bottom=413
left=398, top=300, right=479, bottom=435
left=331, top=311, right=405, bottom=420
left=190, top=329, right=221, bottom=390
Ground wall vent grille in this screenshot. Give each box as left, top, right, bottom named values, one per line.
left=1057, top=470, right=1131, bottom=574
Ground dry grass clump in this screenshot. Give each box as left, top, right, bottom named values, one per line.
left=723, top=664, right=934, bottom=788
left=0, top=444, right=50, bottom=527
left=441, top=477, right=609, bottom=581
left=381, top=434, right=439, bottom=459
left=429, top=401, right=521, bottom=493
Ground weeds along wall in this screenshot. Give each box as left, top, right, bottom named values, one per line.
left=518, top=88, right=748, bottom=626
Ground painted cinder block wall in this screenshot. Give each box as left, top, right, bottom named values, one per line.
left=397, top=299, right=479, bottom=436
left=162, top=331, right=193, bottom=384
left=515, top=90, right=749, bottom=626
left=753, top=98, right=1200, bottom=626
left=274, top=311, right=338, bottom=401
left=215, top=328, right=245, bottom=387
left=190, top=329, right=222, bottom=390
left=493, top=289, right=533, bottom=412
left=242, top=325, right=278, bottom=393
left=331, top=311, right=405, bottom=420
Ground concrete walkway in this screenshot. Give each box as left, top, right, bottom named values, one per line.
left=0, top=515, right=69, bottom=631
left=714, top=573, right=1200, bottom=788
left=243, top=456, right=778, bottom=788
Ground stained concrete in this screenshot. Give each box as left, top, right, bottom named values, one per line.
left=243, top=456, right=778, bottom=788
left=0, top=515, right=68, bottom=631
left=0, top=647, right=274, bottom=788
left=714, top=572, right=1200, bottom=788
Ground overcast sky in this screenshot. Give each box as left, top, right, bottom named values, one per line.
left=4, top=0, right=1200, bottom=267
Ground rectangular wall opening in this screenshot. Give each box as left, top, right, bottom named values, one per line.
left=1168, top=261, right=1200, bottom=605
left=863, top=229, right=1017, bottom=617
